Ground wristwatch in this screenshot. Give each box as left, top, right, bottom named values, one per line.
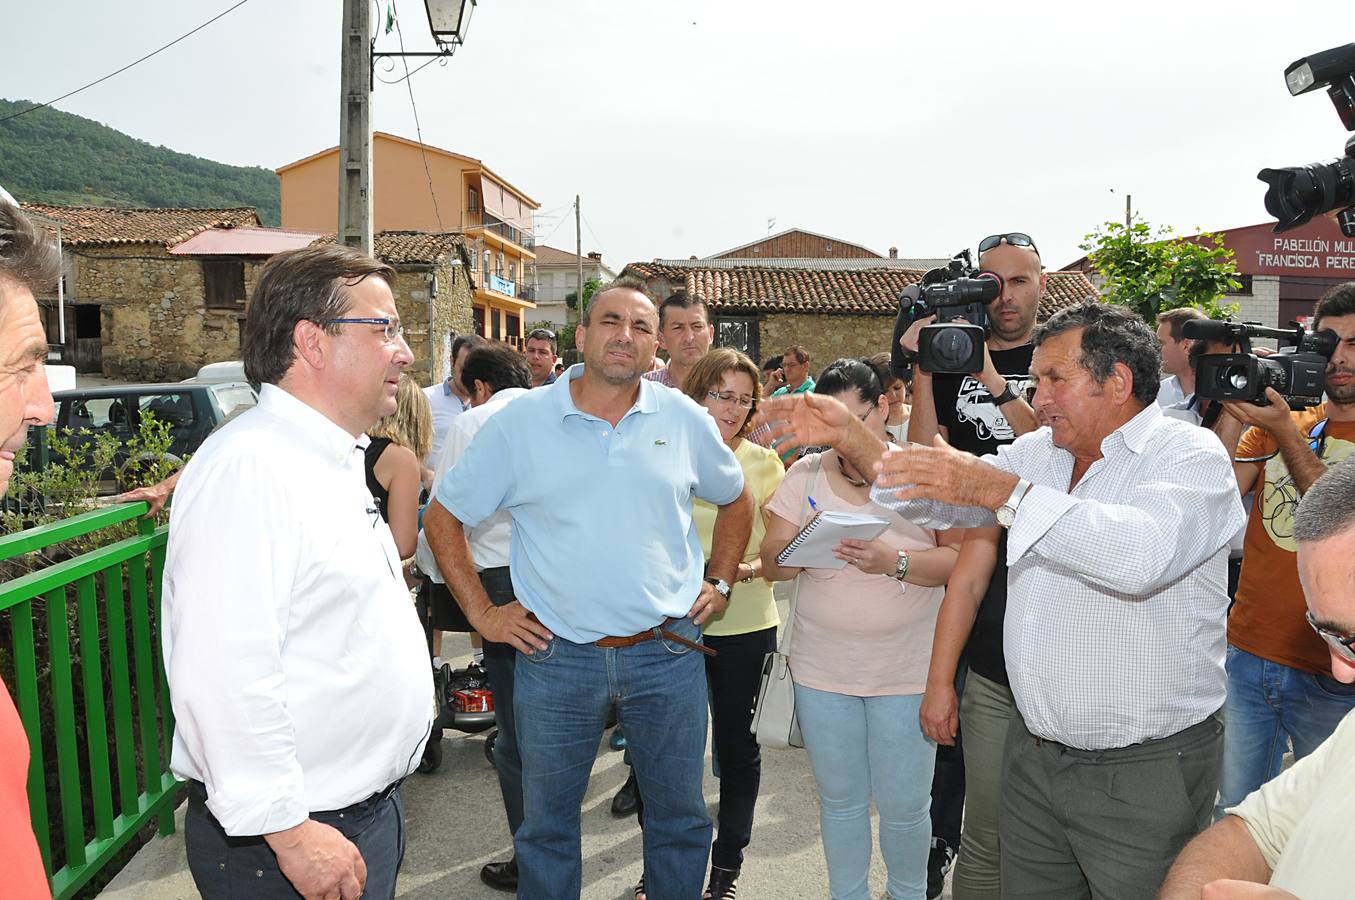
left=996, top=478, right=1033, bottom=528
left=991, top=380, right=1020, bottom=406
left=892, top=550, right=911, bottom=582
left=704, top=576, right=732, bottom=599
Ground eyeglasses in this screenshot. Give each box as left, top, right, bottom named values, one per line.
left=706, top=390, right=755, bottom=409
left=528, top=328, right=556, bottom=341
left=855, top=403, right=878, bottom=423
left=1306, top=610, right=1355, bottom=664
left=979, top=233, right=1041, bottom=257
left=322, top=317, right=405, bottom=342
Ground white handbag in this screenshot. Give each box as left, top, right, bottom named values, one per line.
left=750, top=455, right=819, bottom=750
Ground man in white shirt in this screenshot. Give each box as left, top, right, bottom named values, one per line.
left=164, top=245, right=433, bottom=900
left=1158, top=459, right=1355, bottom=900
left=415, top=343, right=531, bottom=893
left=423, top=333, right=482, bottom=466
left=1156, top=306, right=1208, bottom=411
left=759, top=302, right=1245, bottom=899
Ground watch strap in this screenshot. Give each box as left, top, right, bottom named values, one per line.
left=992, top=380, right=1019, bottom=406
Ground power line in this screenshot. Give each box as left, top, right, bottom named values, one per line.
left=581, top=213, right=607, bottom=257
left=392, top=11, right=446, bottom=233
left=0, top=0, right=254, bottom=123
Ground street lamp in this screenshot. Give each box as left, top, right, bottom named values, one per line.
left=424, top=0, right=476, bottom=47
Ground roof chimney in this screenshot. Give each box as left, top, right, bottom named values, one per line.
left=587, top=251, right=601, bottom=260
left=888, top=246, right=898, bottom=259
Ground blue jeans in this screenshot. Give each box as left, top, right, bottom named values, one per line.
left=794, top=684, right=936, bottom=900
left=1216, top=644, right=1355, bottom=817
left=513, top=616, right=711, bottom=900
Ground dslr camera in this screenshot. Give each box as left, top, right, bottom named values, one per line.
left=890, top=250, right=1003, bottom=375
left=1185, top=318, right=1339, bottom=409
left=1258, top=43, right=1355, bottom=236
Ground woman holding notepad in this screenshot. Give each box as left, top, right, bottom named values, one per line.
left=761, top=358, right=962, bottom=900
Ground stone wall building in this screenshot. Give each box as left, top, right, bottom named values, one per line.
left=622, top=257, right=1099, bottom=367
left=23, top=204, right=473, bottom=383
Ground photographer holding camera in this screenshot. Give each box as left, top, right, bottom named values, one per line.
left=1208, top=283, right=1355, bottom=819
left=900, top=233, right=1041, bottom=899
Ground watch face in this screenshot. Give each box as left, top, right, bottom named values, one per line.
left=996, top=505, right=1015, bottom=527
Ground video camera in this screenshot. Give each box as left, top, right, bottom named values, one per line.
left=1185, top=318, right=1339, bottom=409
left=890, top=250, right=1003, bottom=376
left=1258, top=43, right=1355, bottom=236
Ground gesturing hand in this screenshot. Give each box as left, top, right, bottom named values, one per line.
left=265, top=819, right=367, bottom=900
left=875, top=436, right=1019, bottom=511
left=754, top=392, right=855, bottom=455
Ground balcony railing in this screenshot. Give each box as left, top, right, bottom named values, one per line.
left=1, top=502, right=178, bottom=899
left=477, top=214, right=535, bottom=250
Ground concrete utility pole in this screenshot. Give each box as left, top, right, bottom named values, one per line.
left=576, top=194, right=584, bottom=322
left=338, top=0, right=373, bottom=255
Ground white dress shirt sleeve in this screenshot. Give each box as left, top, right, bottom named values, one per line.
left=164, top=452, right=308, bottom=835
left=869, top=444, right=1018, bottom=530
left=1007, top=440, right=1246, bottom=595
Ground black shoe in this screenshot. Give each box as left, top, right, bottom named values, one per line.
left=926, top=837, right=956, bottom=900
left=703, top=865, right=739, bottom=899
left=479, top=857, right=518, bottom=892
left=611, top=771, right=639, bottom=817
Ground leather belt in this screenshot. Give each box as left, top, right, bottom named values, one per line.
left=595, top=617, right=716, bottom=657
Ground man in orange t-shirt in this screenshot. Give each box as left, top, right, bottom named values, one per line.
left=1212, top=282, right=1355, bottom=819
left=0, top=200, right=61, bottom=897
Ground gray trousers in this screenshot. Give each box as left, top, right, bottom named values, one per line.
left=998, top=710, right=1223, bottom=900
left=184, top=781, right=407, bottom=899
left=952, top=671, right=1016, bottom=900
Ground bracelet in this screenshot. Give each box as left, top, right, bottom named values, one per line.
left=892, top=549, right=911, bottom=582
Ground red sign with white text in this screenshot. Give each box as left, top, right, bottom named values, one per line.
left=1218, top=216, right=1355, bottom=278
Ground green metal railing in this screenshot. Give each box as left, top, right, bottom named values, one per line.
left=0, top=502, right=179, bottom=899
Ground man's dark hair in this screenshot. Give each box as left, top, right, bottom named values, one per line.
left=0, top=202, right=61, bottom=297
left=1313, top=282, right=1355, bottom=331
left=242, top=244, right=396, bottom=386
left=1295, top=457, right=1355, bottom=543
left=657, top=291, right=710, bottom=328
left=815, top=358, right=884, bottom=406
left=525, top=327, right=557, bottom=353
left=459, top=344, right=531, bottom=395
left=1033, top=300, right=1161, bottom=407
left=762, top=354, right=783, bottom=373
left=1157, top=306, right=1209, bottom=342
left=583, top=275, right=655, bottom=325
left=784, top=344, right=810, bottom=364
left=452, top=332, right=486, bottom=362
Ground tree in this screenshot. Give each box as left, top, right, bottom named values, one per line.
left=1080, top=218, right=1241, bottom=324
left=564, top=277, right=603, bottom=325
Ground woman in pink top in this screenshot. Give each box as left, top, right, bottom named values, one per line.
left=762, top=358, right=961, bottom=900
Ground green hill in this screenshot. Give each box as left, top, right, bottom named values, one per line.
left=0, top=99, right=280, bottom=224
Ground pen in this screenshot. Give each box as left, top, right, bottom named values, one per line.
left=808, top=496, right=818, bottom=512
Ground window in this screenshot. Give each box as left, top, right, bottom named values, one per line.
left=482, top=250, right=491, bottom=284
left=491, top=308, right=502, bottom=340
left=210, top=384, right=258, bottom=418
left=496, top=253, right=505, bottom=278
left=472, top=305, right=485, bottom=335
left=714, top=316, right=760, bottom=361
left=509, top=262, right=517, bottom=284
left=140, top=393, right=198, bottom=432
left=203, top=259, right=246, bottom=308
left=506, top=314, right=520, bottom=340
left=468, top=185, right=481, bottom=213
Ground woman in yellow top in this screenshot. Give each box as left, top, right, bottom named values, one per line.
left=681, top=348, right=786, bottom=900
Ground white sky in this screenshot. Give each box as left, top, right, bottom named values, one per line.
left=4, top=0, right=1354, bottom=271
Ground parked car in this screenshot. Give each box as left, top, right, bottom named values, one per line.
left=184, top=360, right=248, bottom=384
left=36, top=382, right=258, bottom=488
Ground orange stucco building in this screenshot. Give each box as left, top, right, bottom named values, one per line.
left=277, top=132, right=539, bottom=344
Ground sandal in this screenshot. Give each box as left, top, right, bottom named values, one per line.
left=634, top=875, right=646, bottom=900
left=703, top=866, right=739, bottom=899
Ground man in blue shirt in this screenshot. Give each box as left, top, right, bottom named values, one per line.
left=423, top=279, right=754, bottom=900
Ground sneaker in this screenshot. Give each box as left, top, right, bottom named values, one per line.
left=926, top=837, right=956, bottom=900
left=703, top=865, right=739, bottom=899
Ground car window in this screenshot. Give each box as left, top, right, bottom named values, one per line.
left=139, top=393, right=197, bottom=429
left=65, top=397, right=134, bottom=432
left=210, top=385, right=257, bottom=418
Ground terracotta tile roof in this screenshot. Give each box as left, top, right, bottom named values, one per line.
left=534, top=244, right=604, bottom=267
left=21, top=204, right=260, bottom=248
left=623, top=260, right=1099, bottom=321
left=313, top=231, right=471, bottom=267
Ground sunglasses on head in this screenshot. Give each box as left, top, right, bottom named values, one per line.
left=528, top=328, right=556, bottom=341
left=979, top=233, right=1041, bottom=257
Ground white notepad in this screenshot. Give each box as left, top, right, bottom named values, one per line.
left=776, top=510, right=891, bottom=569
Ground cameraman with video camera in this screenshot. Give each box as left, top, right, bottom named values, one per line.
left=902, top=233, right=1040, bottom=899
left=1208, top=283, right=1355, bottom=820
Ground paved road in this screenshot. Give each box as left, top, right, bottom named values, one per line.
left=102, top=614, right=954, bottom=899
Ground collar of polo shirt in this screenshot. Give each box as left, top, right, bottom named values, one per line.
left=552, top=363, right=660, bottom=421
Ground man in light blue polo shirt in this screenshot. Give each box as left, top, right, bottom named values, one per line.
left=422, top=279, right=754, bottom=900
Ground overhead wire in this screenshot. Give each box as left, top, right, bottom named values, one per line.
left=0, top=0, right=254, bottom=123
left=390, top=9, right=446, bottom=233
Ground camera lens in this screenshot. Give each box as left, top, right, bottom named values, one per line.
left=1222, top=366, right=1251, bottom=391
left=1259, top=156, right=1355, bottom=231
left=932, top=327, right=976, bottom=370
